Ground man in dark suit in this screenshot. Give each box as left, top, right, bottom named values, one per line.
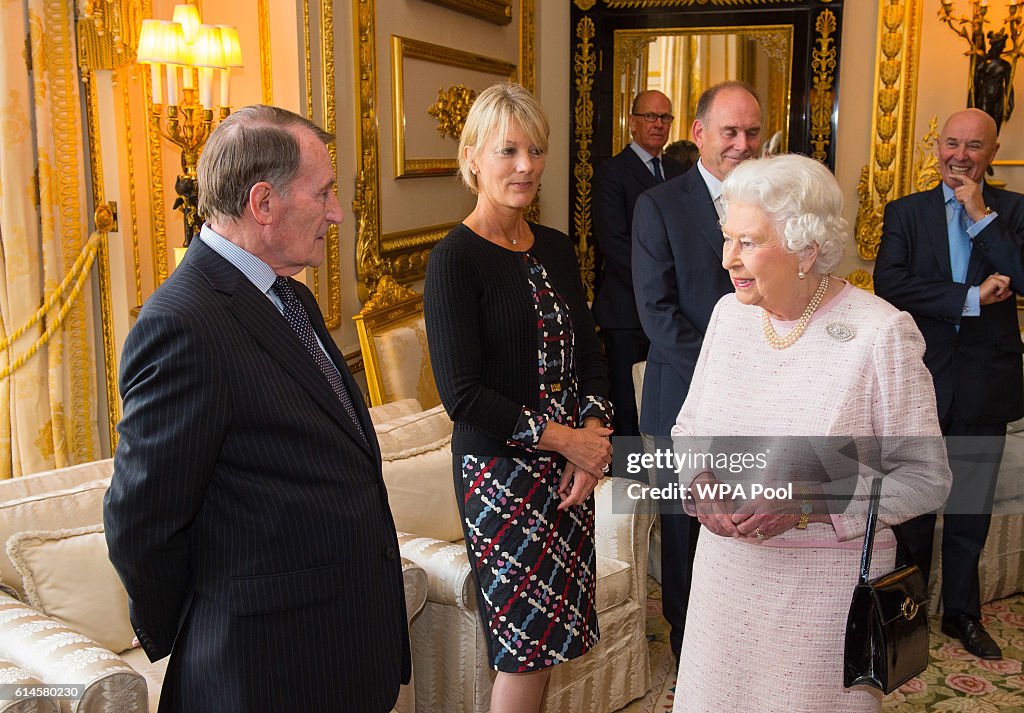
left=875, top=108, right=1024, bottom=661
left=593, top=90, right=684, bottom=437
left=632, top=81, right=762, bottom=657
left=104, top=105, right=410, bottom=711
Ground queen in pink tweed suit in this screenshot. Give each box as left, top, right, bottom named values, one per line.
left=670, top=155, right=952, bottom=712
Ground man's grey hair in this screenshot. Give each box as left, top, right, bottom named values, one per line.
left=197, top=104, right=333, bottom=223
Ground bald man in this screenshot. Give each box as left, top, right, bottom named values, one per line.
left=875, top=108, right=1024, bottom=661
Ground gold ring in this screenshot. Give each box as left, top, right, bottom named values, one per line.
left=755, top=527, right=765, bottom=542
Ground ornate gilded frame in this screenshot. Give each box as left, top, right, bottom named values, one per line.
left=354, top=0, right=535, bottom=298
left=853, top=0, right=925, bottom=267
left=77, top=0, right=144, bottom=449
left=391, top=37, right=517, bottom=178
left=420, top=0, right=513, bottom=25
left=611, top=26, right=794, bottom=156
left=570, top=0, right=841, bottom=299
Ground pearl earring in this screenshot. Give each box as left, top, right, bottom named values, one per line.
left=798, top=268, right=806, bottom=279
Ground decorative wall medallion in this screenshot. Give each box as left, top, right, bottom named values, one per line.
left=428, top=85, right=477, bottom=139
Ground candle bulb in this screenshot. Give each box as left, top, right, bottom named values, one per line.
left=199, top=67, right=215, bottom=110
left=219, top=68, right=231, bottom=109
left=150, top=63, right=163, bottom=105
left=166, top=64, right=179, bottom=106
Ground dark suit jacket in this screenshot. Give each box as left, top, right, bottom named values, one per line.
left=632, top=166, right=734, bottom=436
left=104, top=239, right=410, bottom=713
left=593, top=147, right=684, bottom=329
left=875, top=183, right=1024, bottom=425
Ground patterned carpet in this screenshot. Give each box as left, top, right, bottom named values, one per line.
left=616, top=579, right=1024, bottom=712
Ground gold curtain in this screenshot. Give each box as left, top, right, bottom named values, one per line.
left=657, top=36, right=690, bottom=144
left=0, top=0, right=99, bottom=478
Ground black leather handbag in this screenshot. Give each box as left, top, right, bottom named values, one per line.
left=843, top=478, right=930, bottom=693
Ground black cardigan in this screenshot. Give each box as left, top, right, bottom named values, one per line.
left=424, top=222, right=610, bottom=457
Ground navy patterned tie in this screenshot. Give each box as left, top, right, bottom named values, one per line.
left=272, top=277, right=369, bottom=445
left=651, top=156, right=664, bottom=182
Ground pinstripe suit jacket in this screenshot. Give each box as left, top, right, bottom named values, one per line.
left=104, top=239, right=409, bottom=713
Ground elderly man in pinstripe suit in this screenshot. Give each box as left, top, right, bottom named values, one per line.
left=104, top=105, right=409, bottom=713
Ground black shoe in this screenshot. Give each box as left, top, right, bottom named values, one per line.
left=941, top=615, right=1002, bottom=660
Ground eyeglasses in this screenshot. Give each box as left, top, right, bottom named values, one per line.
left=632, top=112, right=674, bottom=124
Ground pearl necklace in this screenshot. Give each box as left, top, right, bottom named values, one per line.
left=760, top=274, right=830, bottom=350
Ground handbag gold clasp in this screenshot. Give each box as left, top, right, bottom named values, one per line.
left=901, top=597, right=919, bottom=621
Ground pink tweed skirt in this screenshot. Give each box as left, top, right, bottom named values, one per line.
left=674, top=528, right=895, bottom=712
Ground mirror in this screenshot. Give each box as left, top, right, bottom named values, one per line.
left=569, top=0, right=844, bottom=297
left=612, top=27, right=793, bottom=156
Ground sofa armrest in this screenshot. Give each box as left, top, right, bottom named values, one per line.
left=401, top=557, right=428, bottom=621
left=396, top=533, right=474, bottom=609
left=0, top=594, right=147, bottom=712
left=594, top=478, right=655, bottom=602
left=0, top=657, right=60, bottom=713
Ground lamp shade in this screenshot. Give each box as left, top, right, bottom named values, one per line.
left=191, top=25, right=226, bottom=68
left=217, top=26, right=244, bottom=68
left=137, top=19, right=181, bottom=64
left=172, top=3, right=201, bottom=45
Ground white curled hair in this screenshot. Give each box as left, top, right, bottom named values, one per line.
left=720, top=153, right=847, bottom=274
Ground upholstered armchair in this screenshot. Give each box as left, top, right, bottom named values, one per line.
left=397, top=476, right=655, bottom=713
left=354, top=276, right=440, bottom=409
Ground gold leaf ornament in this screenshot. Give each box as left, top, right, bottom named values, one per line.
left=427, top=85, right=477, bottom=140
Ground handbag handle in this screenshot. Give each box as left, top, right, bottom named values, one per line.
left=858, top=478, right=884, bottom=584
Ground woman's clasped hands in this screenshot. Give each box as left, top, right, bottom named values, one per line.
left=540, top=418, right=613, bottom=510
left=692, top=472, right=815, bottom=542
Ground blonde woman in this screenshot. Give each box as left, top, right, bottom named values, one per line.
left=424, top=83, right=613, bottom=713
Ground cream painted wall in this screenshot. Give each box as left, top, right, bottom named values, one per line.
left=536, top=1, right=570, bottom=236
left=835, top=0, right=879, bottom=279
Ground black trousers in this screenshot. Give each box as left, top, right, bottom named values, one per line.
left=600, top=327, right=649, bottom=438
left=894, top=418, right=1005, bottom=619
left=642, top=433, right=700, bottom=658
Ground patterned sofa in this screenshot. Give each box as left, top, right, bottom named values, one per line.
left=0, top=452, right=429, bottom=712
left=375, top=398, right=656, bottom=713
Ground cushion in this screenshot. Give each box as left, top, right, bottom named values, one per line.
left=368, top=398, right=422, bottom=426
left=0, top=478, right=109, bottom=600
left=383, top=444, right=462, bottom=542
left=5, top=525, right=135, bottom=654
left=373, top=317, right=441, bottom=408
left=375, top=404, right=452, bottom=457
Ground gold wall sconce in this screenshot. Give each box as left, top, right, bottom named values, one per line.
left=938, top=0, right=1022, bottom=134
left=137, top=3, right=243, bottom=245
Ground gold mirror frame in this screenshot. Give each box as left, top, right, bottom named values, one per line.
left=611, top=26, right=793, bottom=156
left=854, top=0, right=925, bottom=273
left=353, top=0, right=535, bottom=299
left=570, top=1, right=840, bottom=299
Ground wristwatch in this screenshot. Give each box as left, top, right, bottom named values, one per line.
left=796, top=488, right=812, bottom=530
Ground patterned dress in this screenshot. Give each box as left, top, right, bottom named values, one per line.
left=458, top=251, right=611, bottom=673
